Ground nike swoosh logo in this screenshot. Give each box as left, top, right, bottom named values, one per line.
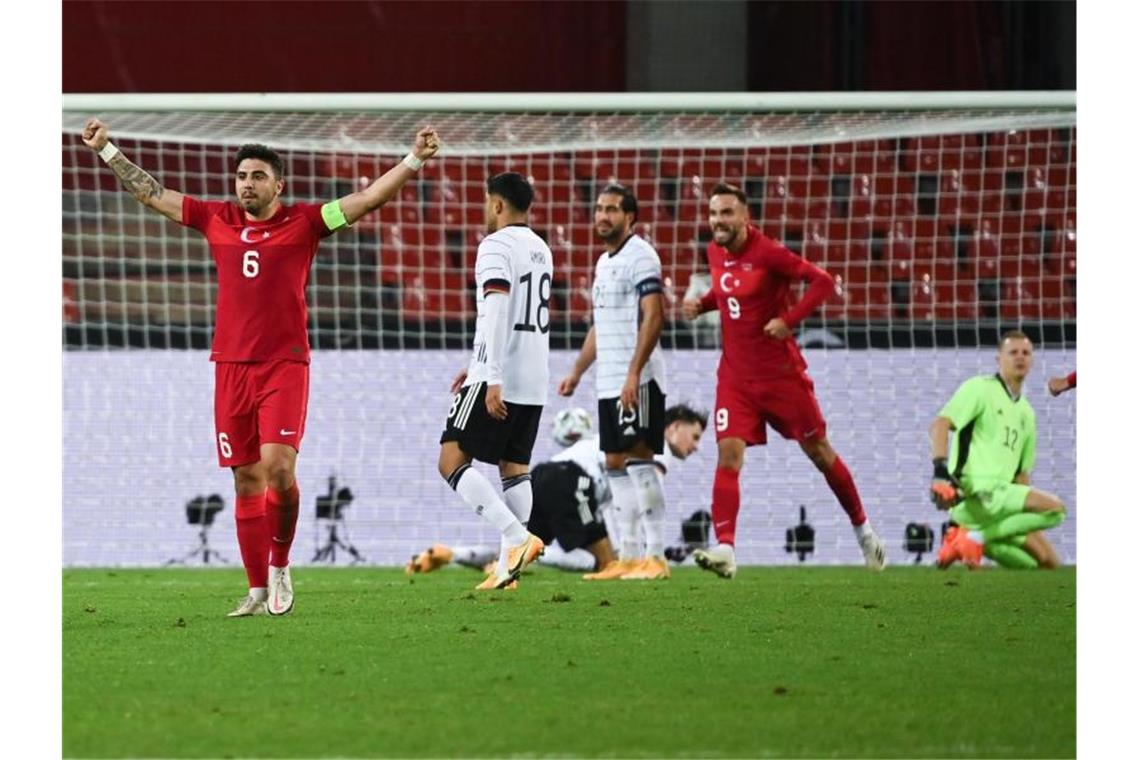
left=280, top=429, right=296, bottom=436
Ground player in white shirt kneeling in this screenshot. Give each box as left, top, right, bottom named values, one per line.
left=411, top=405, right=707, bottom=580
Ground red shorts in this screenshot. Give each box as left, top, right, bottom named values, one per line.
left=714, top=372, right=827, bottom=445
left=214, top=360, right=310, bottom=467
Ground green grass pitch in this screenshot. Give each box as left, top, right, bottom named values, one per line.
left=63, top=566, right=1075, bottom=758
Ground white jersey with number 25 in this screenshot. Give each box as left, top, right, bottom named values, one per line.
left=464, top=224, right=553, bottom=406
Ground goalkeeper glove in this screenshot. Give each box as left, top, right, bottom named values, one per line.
left=930, top=458, right=963, bottom=510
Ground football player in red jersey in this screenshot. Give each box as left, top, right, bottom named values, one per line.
left=682, top=183, right=886, bottom=576
left=82, top=117, right=440, bottom=615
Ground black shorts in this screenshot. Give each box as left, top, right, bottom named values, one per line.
left=528, top=460, right=607, bottom=551
left=597, top=379, right=666, bottom=455
left=439, top=381, right=543, bottom=465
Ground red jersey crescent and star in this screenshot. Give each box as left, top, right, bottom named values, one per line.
left=182, top=197, right=331, bottom=363
left=701, top=225, right=835, bottom=381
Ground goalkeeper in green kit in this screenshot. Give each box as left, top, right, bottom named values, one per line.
left=929, top=330, right=1066, bottom=569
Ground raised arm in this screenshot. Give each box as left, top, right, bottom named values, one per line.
left=336, top=127, right=440, bottom=226
left=82, top=118, right=184, bottom=223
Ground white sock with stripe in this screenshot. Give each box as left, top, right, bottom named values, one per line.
left=448, top=464, right=527, bottom=545
left=497, top=474, right=534, bottom=577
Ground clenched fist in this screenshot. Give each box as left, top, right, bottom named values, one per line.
left=414, top=126, right=441, bottom=161
left=82, top=118, right=109, bottom=152
left=681, top=297, right=703, bottom=321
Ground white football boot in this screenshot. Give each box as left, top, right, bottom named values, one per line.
left=858, top=529, right=888, bottom=571
left=267, top=565, right=295, bottom=616
left=227, top=594, right=268, bottom=618
left=693, top=543, right=737, bottom=579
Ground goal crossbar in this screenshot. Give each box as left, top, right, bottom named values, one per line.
left=62, top=92, right=1076, bottom=157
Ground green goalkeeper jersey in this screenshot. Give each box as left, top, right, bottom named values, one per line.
left=939, top=373, right=1036, bottom=492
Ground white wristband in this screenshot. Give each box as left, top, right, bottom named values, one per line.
left=98, top=142, right=120, bottom=163
left=401, top=152, right=424, bottom=172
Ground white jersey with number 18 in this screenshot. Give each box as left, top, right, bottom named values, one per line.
left=464, top=224, right=553, bottom=406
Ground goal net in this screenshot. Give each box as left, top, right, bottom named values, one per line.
left=61, top=93, right=1076, bottom=568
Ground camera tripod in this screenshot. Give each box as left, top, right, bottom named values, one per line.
left=166, top=524, right=229, bottom=566
left=311, top=519, right=366, bottom=565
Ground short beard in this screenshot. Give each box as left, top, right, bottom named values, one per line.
left=715, top=227, right=741, bottom=247
left=597, top=226, right=625, bottom=245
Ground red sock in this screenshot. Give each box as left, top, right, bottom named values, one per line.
left=711, top=467, right=741, bottom=546
left=235, top=492, right=269, bottom=589
left=823, top=456, right=867, bottom=527
left=266, top=482, right=300, bottom=568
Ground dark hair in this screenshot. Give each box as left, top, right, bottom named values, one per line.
left=486, top=172, right=534, bottom=212
left=710, top=182, right=748, bottom=206
left=234, top=144, right=284, bottom=179
left=598, top=183, right=639, bottom=221
left=1000, top=329, right=1032, bottom=347
left=666, top=403, right=708, bottom=430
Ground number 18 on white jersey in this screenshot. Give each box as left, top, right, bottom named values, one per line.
left=465, top=225, right=553, bottom=406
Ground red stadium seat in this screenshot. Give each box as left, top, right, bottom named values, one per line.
left=928, top=280, right=978, bottom=321
left=400, top=274, right=441, bottom=318
left=566, top=273, right=593, bottom=322
left=1000, top=256, right=1041, bottom=281
left=908, top=271, right=936, bottom=321
left=986, top=130, right=1029, bottom=169
left=849, top=140, right=898, bottom=174
left=1000, top=277, right=1042, bottom=321
left=1026, top=129, right=1053, bottom=167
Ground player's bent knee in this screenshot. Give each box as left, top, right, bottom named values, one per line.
left=1025, top=489, right=1066, bottom=517
left=261, top=460, right=295, bottom=491
left=437, top=444, right=466, bottom=481
left=716, top=453, right=743, bottom=471
left=604, top=452, right=628, bottom=471
left=800, top=438, right=835, bottom=471
left=716, top=440, right=745, bottom=471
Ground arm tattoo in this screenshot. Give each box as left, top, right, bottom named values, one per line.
left=107, top=153, right=165, bottom=203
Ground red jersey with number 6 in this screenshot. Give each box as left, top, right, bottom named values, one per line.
left=700, top=226, right=835, bottom=382
left=181, top=198, right=331, bottom=363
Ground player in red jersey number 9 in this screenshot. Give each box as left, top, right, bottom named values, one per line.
left=682, top=183, right=887, bottom=576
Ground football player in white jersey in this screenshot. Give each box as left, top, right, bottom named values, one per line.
left=408, top=405, right=707, bottom=577
left=437, top=172, right=552, bottom=590
left=558, top=185, right=672, bottom=580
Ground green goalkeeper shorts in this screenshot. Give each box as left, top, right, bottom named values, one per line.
left=950, top=482, right=1032, bottom=530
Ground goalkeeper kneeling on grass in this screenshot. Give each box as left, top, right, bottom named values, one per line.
left=928, top=329, right=1066, bottom=569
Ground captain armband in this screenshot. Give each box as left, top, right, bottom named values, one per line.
left=635, top=277, right=664, bottom=297
left=320, top=200, right=350, bottom=232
